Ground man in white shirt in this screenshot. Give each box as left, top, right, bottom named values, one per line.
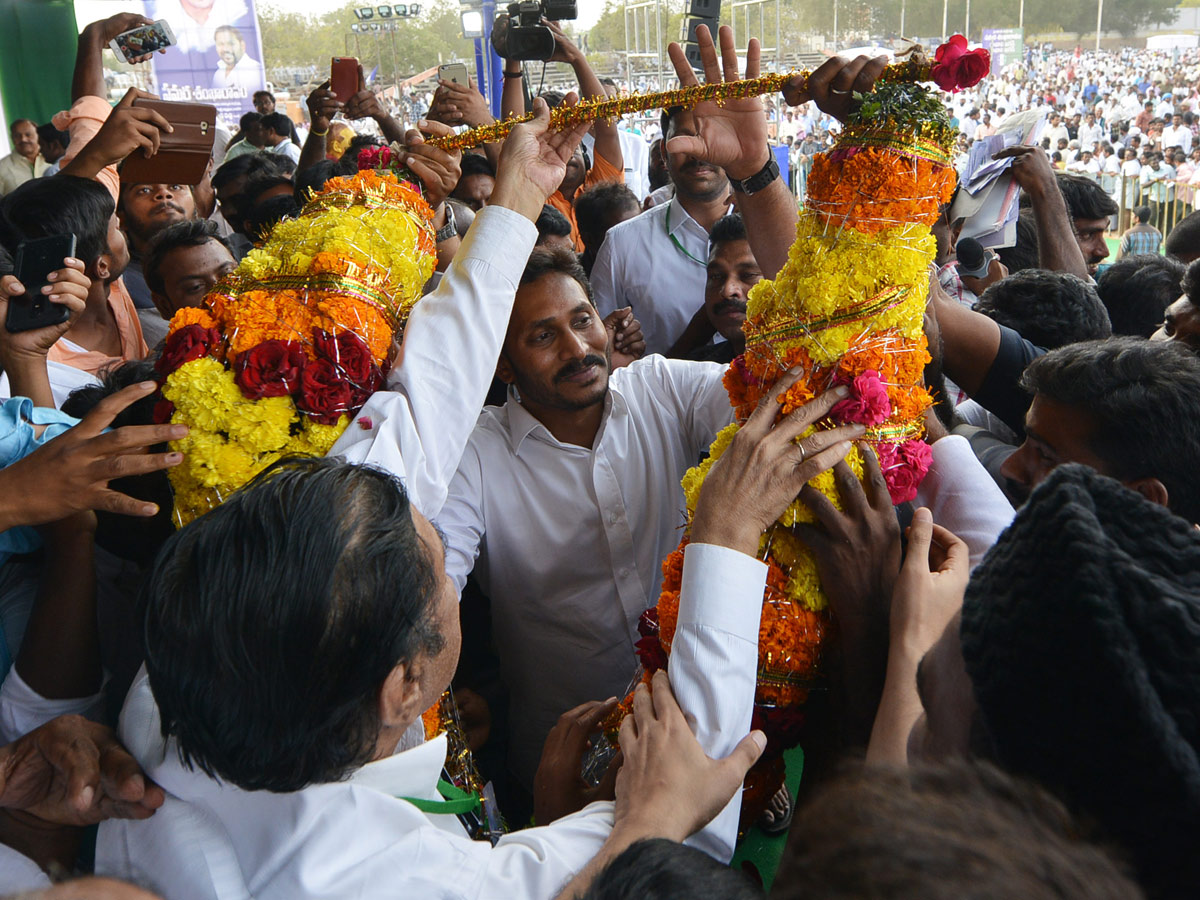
left=1045, top=113, right=1071, bottom=148
left=97, top=376, right=858, bottom=899
left=439, top=247, right=755, bottom=788
left=0, top=119, right=48, bottom=196
left=591, top=108, right=732, bottom=355
left=1161, top=113, right=1193, bottom=154
left=261, top=112, right=301, bottom=165
left=1078, top=112, right=1103, bottom=151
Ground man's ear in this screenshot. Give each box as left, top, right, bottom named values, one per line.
left=495, top=351, right=516, bottom=386
left=92, top=253, right=112, bottom=283
left=378, top=662, right=426, bottom=733
left=1126, top=476, right=1170, bottom=511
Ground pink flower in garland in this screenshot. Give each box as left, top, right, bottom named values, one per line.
left=875, top=438, right=934, bottom=505
left=831, top=369, right=892, bottom=427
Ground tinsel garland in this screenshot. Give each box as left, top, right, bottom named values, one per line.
left=424, top=58, right=934, bottom=152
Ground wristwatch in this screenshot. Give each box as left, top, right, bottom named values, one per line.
left=435, top=203, right=457, bottom=243
left=728, top=153, right=780, bottom=195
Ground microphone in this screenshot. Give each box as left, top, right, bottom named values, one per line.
left=955, top=237, right=992, bottom=279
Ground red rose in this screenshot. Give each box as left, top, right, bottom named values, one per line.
left=878, top=438, right=934, bottom=504
left=234, top=340, right=306, bottom=400
left=831, top=369, right=892, bottom=427
left=932, top=34, right=991, bottom=92
left=297, top=357, right=353, bottom=425
left=152, top=398, right=175, bottom=425
left=156, top=324, right=220, bottom=377
left=635, top=634, right=668, bottom=673
left=357, top=145, right=392, bottom=171
left=312, top=328, right=384, bottom=404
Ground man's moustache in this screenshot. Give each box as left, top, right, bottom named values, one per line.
left=555, top=355, right=607, bottom=382
left=713, top=299, right=747, bottom=317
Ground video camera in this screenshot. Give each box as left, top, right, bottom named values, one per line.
left=491, top=0, right=577, bottom=62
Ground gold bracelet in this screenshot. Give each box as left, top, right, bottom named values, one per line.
left=311, top=127, right=329, bottom=137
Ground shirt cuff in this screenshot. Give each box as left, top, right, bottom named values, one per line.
left=454, top=204, right=537, bottom=288
left=678, top=543, right=767, bottom=642
left=51, top=95, right=113, bottom=131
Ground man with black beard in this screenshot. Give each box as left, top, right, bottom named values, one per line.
left=437, top=248, right=854, bottom=800
left=684, top=213, right=761, bottom=362
left=591, top=108, right=733, bottom=355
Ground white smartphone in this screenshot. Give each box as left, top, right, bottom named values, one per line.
left=438, top=63, right=469, bottom=85
left=110, top=20, right=176, bottom=63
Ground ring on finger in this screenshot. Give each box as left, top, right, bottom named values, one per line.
left=829, top=87, right=852, bottom=95
left=797, top=440, right=809, bottom=464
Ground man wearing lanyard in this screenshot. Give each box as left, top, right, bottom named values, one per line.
left=591, top=108, right=735, bottom=356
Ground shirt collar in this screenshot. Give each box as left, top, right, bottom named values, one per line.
left=503, top=383, right=625, bottom=456
left=274, top=138, right=290, bottom=150
left=349, top=733, right=448, bottom=802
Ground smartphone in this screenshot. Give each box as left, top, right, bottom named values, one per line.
left=438, top=63, right=469, bottom=85
left=4, top=234, right=78, bottom=334
left=331, top=57, right=359, bottom=102
left=109, top=20, right=176, bottom=63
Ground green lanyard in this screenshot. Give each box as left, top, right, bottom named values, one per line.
left=665, top=204, right=707, bottom=267
left=400, top=779, right=482, bottom=816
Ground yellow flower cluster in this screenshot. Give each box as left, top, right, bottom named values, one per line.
left=743, top=212, right=935, bottom=366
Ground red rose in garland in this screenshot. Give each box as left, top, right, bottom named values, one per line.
left=297, top=357, right=354, bottom=424
left=932, top=34, right=991, bottom=93
left=234, top=340, right=307, bottom=399
left=156, top=324, right=221, bottom=378
left=312, top=329, right=382, bottom=390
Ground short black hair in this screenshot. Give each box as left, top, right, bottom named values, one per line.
left=244, top=173, right=295, bottom=207
left=1056, top=172, right=1119, bottom=220
left=708, top=212, right=748, bottom=252
left=1165, top=209, right=1200, bottom=262
left=520, top=245, right=592, bottom=303
left=8, top=118, right=34, bottom=135
left=212, top=152, right=284, bottom=192
left=237, top=111, right=263, bottom=131
left=35, top=123, right=68, bottom=148
left=973, top=270, right=1112, bottom=348
left=143, top=219, right=231, bottom=297
left=141, top=457, right=444, bottom=793
left=1182, top=257, right=1200, bottom=303
left=996, top=210, right=1039, bottom=274
left=1135, top=205, right=1152, bottom=224
left=244, top=193, right=300, bottom=241
left=1021, top=337, right=1200, bottom=523
left=574, top=182, right=639, bottom=248
left=579, top=839, right=762, bottom=900
left=1097, top=254, right=1185, bottom=337
left=253, top=90, right=274, bottom=102
left=459, top=153, right=496, bottom=179
left=0, top=174, right=114, bottom=268
left=534, top=204, right=572, bottom=244
left=259, top=112, right=291, bottom=139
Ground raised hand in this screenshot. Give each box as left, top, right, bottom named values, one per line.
left=86, top=13, right=161, bottom=64
left=489, top=95, right=592, bottom=222
left=61, top=87, right=173, bottom=178
left=784, top=54, right=890, bottom=123
left=306, top=80, right=343, bottom=134
left=603, top=306, right=645, bottom=368
left=430, top=78, right=495, bottom=129
left=400, top=120, right=463, bottom=209
left=665, top=25, right=769, bottom=181
left=890, top=507, right=969, bottom=659
left=0, top=715, right=165, bottom=826
left=690, top=372, right=865, bottom=556
left=0, top=382, right=186, bottom=529
left=0, top=258, right=90, bottom=364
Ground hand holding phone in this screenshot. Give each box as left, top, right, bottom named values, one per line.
left=2, top=241, right=89, bottom=355
left=438, top=63, right=469, bottom=86
left=110, top=20, right=176, bottom=64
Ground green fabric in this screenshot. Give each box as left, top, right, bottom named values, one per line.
left=0, top=0, right=77, bottom=126
left=729, top=745, right=804, bottom=891
left=400, top=779, right=482, bottom=816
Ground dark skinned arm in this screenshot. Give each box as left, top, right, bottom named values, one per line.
left=994, top=145, right=1089, bottom=279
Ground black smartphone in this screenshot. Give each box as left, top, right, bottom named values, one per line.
left=4, top=233, right=78, bottom=334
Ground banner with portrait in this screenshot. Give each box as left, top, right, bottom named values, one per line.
left=142, top=0, right=267, bottom=128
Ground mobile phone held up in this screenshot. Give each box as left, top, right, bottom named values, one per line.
left=4, top=234, right=78, bottom=334
left=331, top=57, right=359, bottom=102
left=438, top=63, right=469, bottom=86
left=110, top=20, right=176, bottom=63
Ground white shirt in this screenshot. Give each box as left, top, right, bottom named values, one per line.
left=96, top=542, right=765, bottom=897
left=1078, top=121, right=1104, bottom=150
left=270, top=137, right=301, bottom=164
left=330, top=204, right=536, bottom=520
left=591, top=196, right=724, bottom=355
left=0, top=358, right=100, bottom=407
left=211, top=52, right=262, bottom=91
left=1162, top=124, right=1193, bottom=154
left=438, top=355, right=732, bottom=785
left=0, top=843, right=50, bottom=892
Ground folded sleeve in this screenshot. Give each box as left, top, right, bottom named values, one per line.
left=52, top=96, right=119, bottom=201
left=329, top=205, right=536, bottom=519
left=669, top=542, right=766, bottom=862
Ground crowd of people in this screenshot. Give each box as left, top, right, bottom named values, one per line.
left=0, top=11, right=1196, bottom=900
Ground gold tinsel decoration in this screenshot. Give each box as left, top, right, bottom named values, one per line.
left=424, top=59, right=934, bottom=152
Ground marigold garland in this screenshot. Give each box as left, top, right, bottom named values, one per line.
left=159, top=169, right=436, bottom=525
left=594, top=38, right=986, bottom=829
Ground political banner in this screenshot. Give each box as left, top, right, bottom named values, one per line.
left=143, top=0, right=267, bottom=128
left=980, top=28, right=1024, bottom=76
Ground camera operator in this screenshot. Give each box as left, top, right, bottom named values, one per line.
left=501, top=19, right=624, bottom=252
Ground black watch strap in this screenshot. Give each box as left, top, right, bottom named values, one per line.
left=728, top=152, right=780, bottom=195
left=435, top=203, right=457, bottom=242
